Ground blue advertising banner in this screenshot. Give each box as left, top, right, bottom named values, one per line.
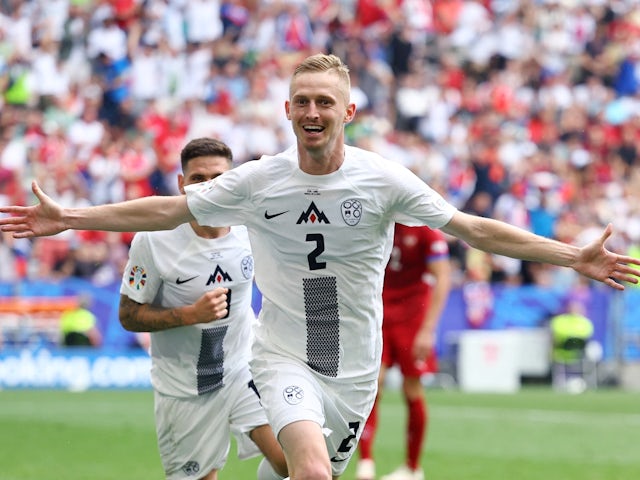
left=0, top=347, right=151, bottom=390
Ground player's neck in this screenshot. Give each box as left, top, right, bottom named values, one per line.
left=190, top=223, right=230, bottom=239
left=297, top=142, right=345, bottom=175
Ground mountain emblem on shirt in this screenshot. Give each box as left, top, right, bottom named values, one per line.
left=207, top=265, right=232, bottom=285
left=296, top=201, right=330, bottom=224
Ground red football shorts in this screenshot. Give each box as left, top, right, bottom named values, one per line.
left=381, top=298, right=438, bottom=377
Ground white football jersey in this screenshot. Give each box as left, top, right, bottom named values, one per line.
left=120, top=224, right=255, bottom=397
left=186, top=145, right=457, bottom=383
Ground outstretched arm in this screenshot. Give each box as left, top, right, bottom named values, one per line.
left=441, top=211, right=640, bottom=290
left=0, top=181, right=194, bottom=238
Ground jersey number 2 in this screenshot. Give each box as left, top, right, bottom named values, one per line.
left=306, top=233, right=326, bottom=270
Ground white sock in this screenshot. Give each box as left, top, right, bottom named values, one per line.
left=257, top=457, right=287, bottom=480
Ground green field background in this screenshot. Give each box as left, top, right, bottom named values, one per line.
left=1, top=388, right=639, bottom=480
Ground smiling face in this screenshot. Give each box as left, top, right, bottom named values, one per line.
left=285, top=69, right=356, bottom=173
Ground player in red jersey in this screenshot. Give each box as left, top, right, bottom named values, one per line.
left=357, top=224, right=451, bottom=480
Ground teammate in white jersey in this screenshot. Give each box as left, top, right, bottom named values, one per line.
left=118, top=138, right=287, bottom=480
left=2, top=54, right=640, bottom=480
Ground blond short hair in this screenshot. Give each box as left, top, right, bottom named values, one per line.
left=291, top=53, right=351, bottom=103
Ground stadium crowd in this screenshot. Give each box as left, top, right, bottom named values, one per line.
left=1, top=0, right=640, bottom=290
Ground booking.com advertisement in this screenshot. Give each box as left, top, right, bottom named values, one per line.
left=0, top=347, right=152, bottom=390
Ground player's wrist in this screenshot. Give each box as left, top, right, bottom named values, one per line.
left=170, top=305, right=191, bottom=326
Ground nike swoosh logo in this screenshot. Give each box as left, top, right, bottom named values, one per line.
left=176, top=275, right=198, bottom=285
left=264, top=210, right=289, bottom=220
left=330, top=456, right=351, bottom=463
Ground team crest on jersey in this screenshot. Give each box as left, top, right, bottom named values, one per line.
left=128, top=266, right=146, bottom=290
left=206, top=265, right=232, bottom=285
left=341, top=199, right=362, bottom=226
left=283, top=385, right=304, bottom=405
left=241, top=255, right=254, bottom=279
left=296, top=201, right=330, bottom=224
left=181, top=461, right=200, bottom=476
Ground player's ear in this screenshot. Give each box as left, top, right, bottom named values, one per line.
left=178, top=174, right=185, bottom=194
left=285, top=100, right=291, bottom=120
left=344, top=102, right=356, bottom=123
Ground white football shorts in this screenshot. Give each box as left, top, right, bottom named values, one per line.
left=155, top=366, right=267, bottom=480
left=250, top=348, right=377, bottom=476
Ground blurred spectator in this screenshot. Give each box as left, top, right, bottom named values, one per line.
left=129, top=40, right=165, bottom=106
left=462, top=251, right=494, bottom=329
left=119, top=134, right=157, bottom=199
left=184, top=0, right=224, bottom=45
left=59, top=295, right=102, bottom=347
left=31, top=39, right=71, bottom=109
left=275, top=2, right=313, bottom=53
left=93, top=51, right=132, bottom=127
left=86, top=133, right=125, bottom=204
left=67, top=104, right=106, bottom=163
left=221, top=0, right=250, bottom=42
left=549, top=293, right=595, bottom=391
left=86, top=12, right=128, bottom=62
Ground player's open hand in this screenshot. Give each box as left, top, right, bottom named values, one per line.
left=0, top=181, right=66, bottom=238
left=572, top=224, right=640, bottom=290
